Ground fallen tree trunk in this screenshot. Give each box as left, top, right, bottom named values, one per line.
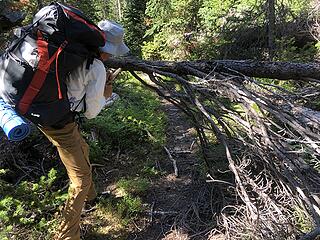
left=106, top=57, right=320, bottom=81
left=105, top=57, right=320, bottom=239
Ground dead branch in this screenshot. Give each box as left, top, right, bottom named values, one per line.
left=106, top=57, right=320, bottom=81
left=164, top=146, right=179, bottom=177
left=105, top=57, right=320, bottom=239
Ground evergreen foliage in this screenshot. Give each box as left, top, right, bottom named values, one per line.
left=122, top=0, right=147, bottom=57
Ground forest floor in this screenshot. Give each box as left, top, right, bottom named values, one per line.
left=126, top=100, right=212, bottom=240
left=83, top=100, right=217, bottom=240
left=0, top=91, right=225, bottom=240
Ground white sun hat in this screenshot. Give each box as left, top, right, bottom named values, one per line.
left=98, top=20, right=130, bottom=56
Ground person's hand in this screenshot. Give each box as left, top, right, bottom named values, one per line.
left=104, top=68, right=121, bottom=98
left=106, top=68, right=122, bottom=86
left=105, top=70, right=113, bottom=86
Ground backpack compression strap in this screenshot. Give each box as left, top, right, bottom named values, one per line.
left=18, top=30, right=68, bottom=115
left=63, top=8, right=106, bottom=43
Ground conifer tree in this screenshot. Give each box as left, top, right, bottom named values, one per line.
left=122, top=0, right=147, bottom=57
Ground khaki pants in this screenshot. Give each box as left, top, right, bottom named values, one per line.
left=39, top=122, right=96, bottom=240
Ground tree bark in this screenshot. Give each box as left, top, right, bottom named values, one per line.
left=105, top=57, right=320, bottom=81
left=267, top=0, right=276, bottom=60
left=116, top=0, right=122, bottom=21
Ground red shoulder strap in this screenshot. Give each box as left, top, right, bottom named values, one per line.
left=18, top=31, right=67, bottom=115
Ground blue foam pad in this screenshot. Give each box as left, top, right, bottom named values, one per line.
left=0, top=98, right=31, bottom=141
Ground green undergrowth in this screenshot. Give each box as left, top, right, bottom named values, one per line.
left=82, top=73, right=166, bottom=163
left=83, top=176, right=152, bottom=239
left=81, top=74, right=167, bottom=238
left=0, top=73, right=167, bottom=239
left=0, top=168, right=67, bottom=240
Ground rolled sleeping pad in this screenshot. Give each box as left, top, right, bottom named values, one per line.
left=0, top=98, right=31, bottom=141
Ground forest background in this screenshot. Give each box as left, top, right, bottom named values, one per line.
left=0, top=0, right=320, bottom=239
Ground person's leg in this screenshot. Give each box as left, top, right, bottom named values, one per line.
left=79, top=132, right=96, bottom=202
left=39, top=122, right=96, bottom=240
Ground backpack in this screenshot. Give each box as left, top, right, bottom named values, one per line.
left=0, top=2, right=105, bottom=127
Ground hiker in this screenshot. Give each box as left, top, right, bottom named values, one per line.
left=66, top=20, right=128, bottom=119
left=0, top=2, right=129, bottom=237
left=39, top=20, right=129, bottom=239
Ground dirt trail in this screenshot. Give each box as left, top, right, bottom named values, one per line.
left=127, top=101, right=212, bottom=240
